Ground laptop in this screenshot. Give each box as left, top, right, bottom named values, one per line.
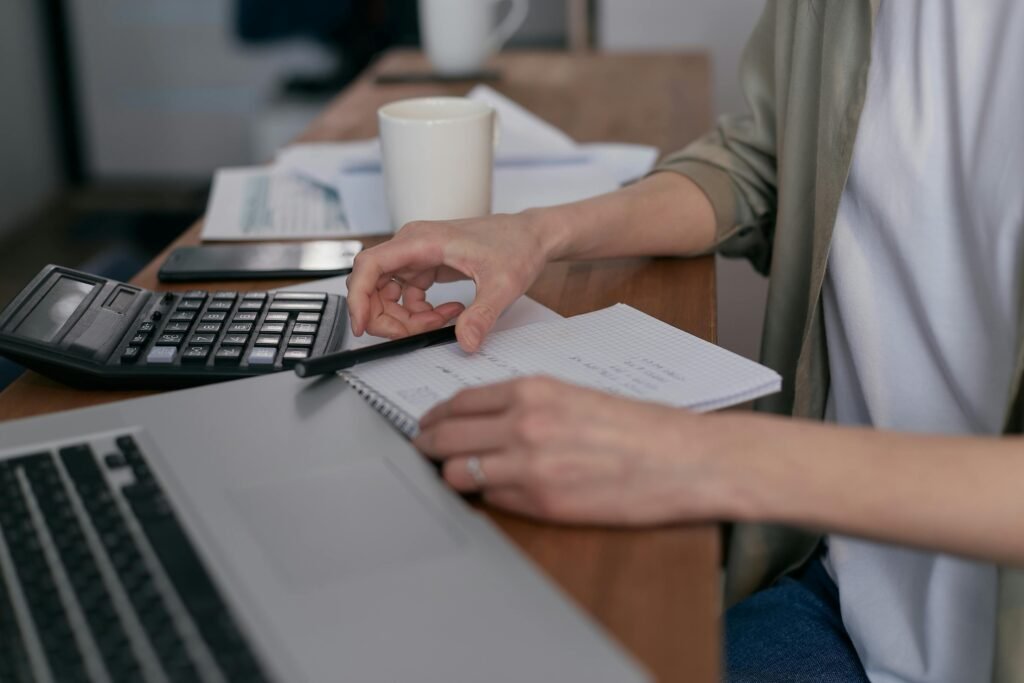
left=0, top=369, right=649, bottom=682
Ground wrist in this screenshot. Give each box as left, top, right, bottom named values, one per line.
left=520, top=206, right=574, bottom=262
left=688, top=412, right=776, bottom=523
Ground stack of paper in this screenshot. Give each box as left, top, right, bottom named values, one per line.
left=201, top=86, right=660, bottom=241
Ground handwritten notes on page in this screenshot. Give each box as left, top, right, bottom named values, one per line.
left=343, top=304, right=782, bottom=436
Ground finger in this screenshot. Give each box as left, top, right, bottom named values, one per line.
left=348, top=238, right=444, bottom=335
left=414, top=414, right=515, bottom=457
left=442, top=455, right=526, bottom=492
left=455, top=274, right=520, bottom=352
left=420, top=381, right=520, bottom=429
left=401, top=285, right=433, bottom=314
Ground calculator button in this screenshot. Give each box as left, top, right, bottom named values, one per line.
left=227, top=323, right=253, bottom=333
left=177, top=299, right=203, bottom=310
left=182, top=346, right=211, bottom=363
left=183, top=290, right=207, bottom=300
left=207, top=300, right=234, bottom=311
left=163, top=322, right=191, bottom=333
left=221, top=335, right=250, bottom=346
left=292, top=323, right=318, bottom=335
left=214, top=347, right=243, bottom=364
left=196, top=323, right=222, bottom=333
left=201, top=312, right=227, bottom=322
left=190, top=334, right=216, bottom=345
left=130, top=333, right=149, bottom=345
left=121, top=346, right=142, bottom=363
left=170, top=311, right=196, bottom=321
left=156, top=333, right=184, bottom=346
left=213, top=291, right=237, bottom=300
left=255, top=335, right=281, bottom=347
left=282, top=348, right=310, bottom=365
left=137, top=321, right=155, bottom=332
left=146, top=346, right=177, bottom=364
left=260, top=323, right=285, bottom=334
left=272, top=292, right=328, bottom=301
left=246, top=347, right=277, bottom=366
left=242, top=292, right=267, bottom=300
left=296, top=312, right=321, bottom=323
left=269, top=301, right=324, bottom=312
left=233, top=312, right=258, bottom=322
left=264, top=312, right=290, bottom=322
left=288, top=335, right=315, bottom=347
left=238, top=301, right=264, bottom=311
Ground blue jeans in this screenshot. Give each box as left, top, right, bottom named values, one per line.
left=724, top=557, right=869, bottom=683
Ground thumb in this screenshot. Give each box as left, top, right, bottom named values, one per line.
left=455, top=279, right=517, bottom=352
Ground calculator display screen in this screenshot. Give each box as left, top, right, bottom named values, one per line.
left=16, top=277, right=95, bottom=342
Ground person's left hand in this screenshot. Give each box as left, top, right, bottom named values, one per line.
left=413, top=376, right=726, bottom=525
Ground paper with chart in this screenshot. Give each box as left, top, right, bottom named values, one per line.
left=344, top=304, right=782, bottom=434
left=201, top=167, right=351, bottom=241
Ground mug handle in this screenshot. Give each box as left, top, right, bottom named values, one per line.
left=490, top=0, right=529, bottom=52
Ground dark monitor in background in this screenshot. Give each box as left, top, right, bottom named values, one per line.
left=235, top=0, right=420, bottom=94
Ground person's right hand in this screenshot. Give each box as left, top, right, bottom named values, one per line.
left=346, top=211, right=556, bottom=352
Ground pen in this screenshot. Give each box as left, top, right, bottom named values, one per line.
left=293, top=325, right=458, bottom=378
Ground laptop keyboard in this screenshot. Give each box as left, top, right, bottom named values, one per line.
left=0, top=435, right=270, bottom=682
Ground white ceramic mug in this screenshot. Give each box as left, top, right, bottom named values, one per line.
left=418, top=0, right=529, bottom=76
left=378, top=97, right=497, bottom=230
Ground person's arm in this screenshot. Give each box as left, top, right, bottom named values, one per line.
left=345, top=172, right=716, bottom=351
left=710, top=413, right=1024, bottom=566
left=530, top=171, right=716, bottom=261
left=415, top=377, right=1024, bottom=567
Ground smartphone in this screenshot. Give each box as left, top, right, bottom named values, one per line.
left=158, top=241, right=363, bottom=282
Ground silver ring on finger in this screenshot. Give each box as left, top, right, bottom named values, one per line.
left=466, top=456, right=487, bottom=487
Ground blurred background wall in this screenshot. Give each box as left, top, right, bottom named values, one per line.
left=0, top=0, right=63, bottom=239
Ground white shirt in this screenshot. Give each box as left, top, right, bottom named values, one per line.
left=821, top=1, right=1024, bottom=682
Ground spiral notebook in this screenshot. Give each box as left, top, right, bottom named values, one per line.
left=340, top=304, right=782, bottom=437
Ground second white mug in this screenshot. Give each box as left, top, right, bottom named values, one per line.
left=378, top=97, right=497, bottom=230
left=418, top=0, right=529, bottom=76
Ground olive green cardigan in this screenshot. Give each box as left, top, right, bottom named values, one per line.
left=655, top=1, right=1024, bottom=680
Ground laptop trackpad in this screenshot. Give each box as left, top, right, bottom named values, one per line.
left=228, top=460, right=461, bottom=590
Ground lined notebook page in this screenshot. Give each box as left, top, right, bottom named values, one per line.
left=343, top=304, right=781, bottom=436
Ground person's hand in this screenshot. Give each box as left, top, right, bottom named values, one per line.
left=346, top=211, right=555, bottom=352
left=413, top=376, right=727, bottom=525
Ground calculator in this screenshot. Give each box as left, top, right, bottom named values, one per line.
left=0, top=265, right=348, bottom=389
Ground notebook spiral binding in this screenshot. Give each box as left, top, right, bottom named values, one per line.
left=340, top=371, right=420, bottom=438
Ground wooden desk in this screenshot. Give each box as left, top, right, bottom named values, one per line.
left=0, top=50, right=719, bottom=681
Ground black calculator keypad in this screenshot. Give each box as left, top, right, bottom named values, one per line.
left=110, top=288, right=340, bottom=378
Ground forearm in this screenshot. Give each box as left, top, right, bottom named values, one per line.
left=527, top=171, right=718, bottom=262
left=705, top=413, right=1024, bottom=566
